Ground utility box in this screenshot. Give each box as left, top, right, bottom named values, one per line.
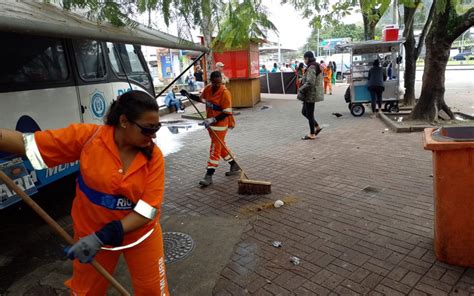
left=423, top=127, right=474, bottom=267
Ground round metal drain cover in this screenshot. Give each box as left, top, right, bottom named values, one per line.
left=163, top=232, right=194, bottom=264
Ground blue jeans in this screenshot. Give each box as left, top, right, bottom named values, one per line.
left=167, top=99, right=183, bottom=112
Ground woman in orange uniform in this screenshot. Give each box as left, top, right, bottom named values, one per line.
left=181, top=71, right=239, bottom=187
left=0, top=91, right=168, bottom=296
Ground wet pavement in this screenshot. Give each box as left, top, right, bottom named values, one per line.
left=1, top=80, right=474, bottom=295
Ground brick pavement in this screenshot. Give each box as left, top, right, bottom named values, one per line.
left=161, top=83, right=474, bottom=296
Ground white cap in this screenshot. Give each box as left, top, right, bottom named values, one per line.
left=216, top=62, right=225, bottom=67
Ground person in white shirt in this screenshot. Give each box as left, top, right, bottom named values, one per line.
left=215, top=62, right=230, bottom=84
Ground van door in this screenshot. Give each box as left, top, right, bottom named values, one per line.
left=72, top=39, right=114, bottom=124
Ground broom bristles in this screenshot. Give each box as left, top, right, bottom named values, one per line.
left=238, top=179, right=271, bottom=195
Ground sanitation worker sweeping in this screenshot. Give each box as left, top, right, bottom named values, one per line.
left=0, top=90, right=168, bottom=295
left=181, top=71, right=271, bottom=195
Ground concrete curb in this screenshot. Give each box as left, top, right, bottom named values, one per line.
left=379, top=112, right=430, bottom=133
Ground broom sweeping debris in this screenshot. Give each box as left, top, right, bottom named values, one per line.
left=184, top=93, right=271, bottom=195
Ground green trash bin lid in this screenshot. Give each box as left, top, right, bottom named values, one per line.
left=432, top=126, right=474, bottom=142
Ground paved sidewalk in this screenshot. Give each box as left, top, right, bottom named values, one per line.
left=161, top=83, right=474, bottom=295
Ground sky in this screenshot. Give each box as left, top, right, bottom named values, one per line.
left=261, top=0, right=363, bottom=49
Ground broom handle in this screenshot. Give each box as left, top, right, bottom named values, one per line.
left=0, top=171, right=131, bottom=296
left=185, top=94, right=249, bottom=179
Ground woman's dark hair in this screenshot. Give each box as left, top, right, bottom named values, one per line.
left=298, top=62, right=305, bottom=69
left=273, top=63, right=278, bottom=67
left=210, top=71, right=222, bottom=80
left=105, top=90, right=159, bottom=160
left=373, top=59, right=380, bottom=67
left=303, top=51, right=316, bottom=63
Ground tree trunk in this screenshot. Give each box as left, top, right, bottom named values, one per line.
left=403, top=6, right=417, bottom=106
left=201, top=13, right=214, bottom=82
left=410, top=21, right=453, bottom=121
left=362, top=14, right=371, bottom=40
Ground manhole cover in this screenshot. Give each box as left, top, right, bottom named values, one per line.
left=163, top=232, right=194, bottom=264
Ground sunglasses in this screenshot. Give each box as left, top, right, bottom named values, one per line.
left=132, top=121, right=161, bottom=136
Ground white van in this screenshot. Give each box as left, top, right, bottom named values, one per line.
left=0, top=2, right=207, bottom=209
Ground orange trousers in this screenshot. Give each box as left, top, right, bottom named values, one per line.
left=65, top=224, right=169, bottom=296
left=324, top=80, right=332, bottom=94
left=207, top=129, right=232, bottom=169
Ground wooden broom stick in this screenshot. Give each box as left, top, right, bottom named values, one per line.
left=0, top=171, right=131, bottom=296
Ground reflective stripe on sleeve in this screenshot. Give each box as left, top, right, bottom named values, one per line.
left=134, top=199, right=158, bottom=219
left=223, top=108, right=232, bottom=113
left=23, top=133, right=48, bottom=170
left=209, top=126, right=228, bottom=131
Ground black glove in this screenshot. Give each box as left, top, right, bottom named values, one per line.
left=180, top=89, right=189, bottom=97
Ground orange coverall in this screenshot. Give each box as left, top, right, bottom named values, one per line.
left=323, top=66, right=332, bottom=94
left=200, top=84, right=235, bottom=169
left=28, top=124, right=168, bottom=296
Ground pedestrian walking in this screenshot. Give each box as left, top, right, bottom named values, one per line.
left=367, top=59, right=387, bottom=118
left=0, top=90, right=168, bottom=295
left=180, top=71, right=239, bottom=187
left=298, top=51, right=324, bottom=140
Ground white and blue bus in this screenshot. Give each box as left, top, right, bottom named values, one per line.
left=0, top=2, right=207, bottom=209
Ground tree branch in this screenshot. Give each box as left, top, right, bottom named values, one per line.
left=415, top=0, right=436, bottom=59
left=449, top=6, right=474, bottom=43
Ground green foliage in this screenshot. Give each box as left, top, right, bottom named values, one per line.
left=213, top=0, right=278, bottom=50
left=305, top=23, right=365, bottom=50
left=57, top=0, right=138, bottom=27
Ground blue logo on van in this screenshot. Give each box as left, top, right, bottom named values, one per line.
left=90, top=90, right=107, bottom=119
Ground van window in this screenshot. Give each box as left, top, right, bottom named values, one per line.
left=73, top=40, right=106, bottom=80
left=110, top=43, right=153, bottom=93
left=106, top=42, right=124, bottom=75
left=0, top=33, right=68, bottom=85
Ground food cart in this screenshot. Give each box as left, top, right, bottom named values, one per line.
left=343, top=40, right=404, bottom=117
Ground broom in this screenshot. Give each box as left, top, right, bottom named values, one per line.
left=0, top=171, right=131, bottom=296
left=184, top=92, right=271, bottom=195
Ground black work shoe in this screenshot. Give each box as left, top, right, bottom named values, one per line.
left=199, top=174, right=213, bottom=187
left=225, top=162, right=241, bottom=176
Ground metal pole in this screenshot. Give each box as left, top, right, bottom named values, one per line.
left=280, top=72, right=285, bottom=95
left=317, top=29, right=320, bottom=57
left=392, top=0, right=398, bottom=25
left=266, top=72, right=271, bottom=94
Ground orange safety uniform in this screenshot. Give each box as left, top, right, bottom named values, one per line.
left=323, top=66, right=332, bottom=94
left=200, top=84, right=235, bottom=169
left=23, top=124, right=168, bottom=296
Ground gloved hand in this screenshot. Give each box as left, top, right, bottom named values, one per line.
left=65, top=220, right=123, bottom=263
left=65, top=234, right=103, bottom=263
left=205, top=101, right=214, bottom=108
left=180, top=89, right=189, bottom=97
left=199, top=117, right=217, bottom=129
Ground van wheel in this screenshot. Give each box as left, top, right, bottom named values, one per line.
left=351, top=104, right=365, bottom=117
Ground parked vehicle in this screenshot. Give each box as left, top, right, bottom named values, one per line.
left=0, top=1, right=206, bottom=209
left=452, top=52, right=474, bottom=61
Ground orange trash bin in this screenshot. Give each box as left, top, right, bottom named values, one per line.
left=424, top=127, right=474, bottom=267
